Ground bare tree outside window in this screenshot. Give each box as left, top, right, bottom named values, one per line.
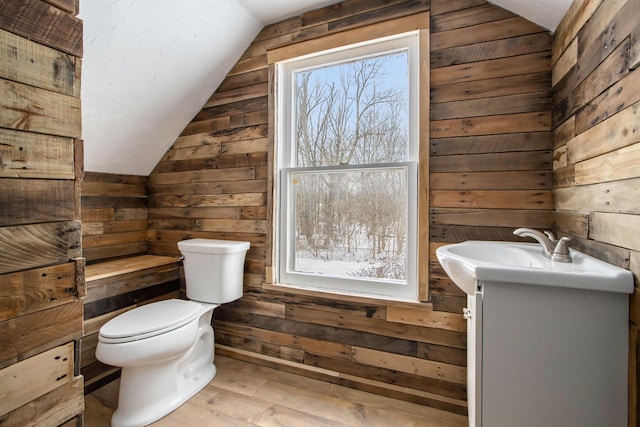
left=291, top=51, right=410, bottom=283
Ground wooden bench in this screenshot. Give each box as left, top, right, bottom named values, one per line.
left=85, top=255, right=181, bottom=284
left=81, top=255, right=183, bottom=392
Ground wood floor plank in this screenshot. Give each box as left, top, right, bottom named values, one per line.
left=250, top=380, right=370, bottom=426
left=157, top=399, right=248, bottom=427
left=215, top=355, right=334, bottom=393
left=326, top=383, right=468, bottom=425
left=189, top=384, right=272, bottom=421
left=246, top=403, right=352, bottom=427
left=85, top=355, right=468, bottom=427
left=204, top=364, right=267, bottom=397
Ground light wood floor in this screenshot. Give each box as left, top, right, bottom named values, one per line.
left=85, top=355, right=467, bottom=427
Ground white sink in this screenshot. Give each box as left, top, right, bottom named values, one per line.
left=436, top=241, right=634, bottom=295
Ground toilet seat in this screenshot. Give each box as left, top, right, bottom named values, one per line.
left=99, top=299, right=201, bottom=344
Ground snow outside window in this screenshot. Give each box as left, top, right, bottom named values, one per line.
left=276, top=32, right=419, bottom=300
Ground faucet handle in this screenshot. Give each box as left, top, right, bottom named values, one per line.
left=551, top=236, right=572, bottom=262
left=544, top=230, right=556, bottom=243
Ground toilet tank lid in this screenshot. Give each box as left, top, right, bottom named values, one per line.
left=178, top=238, right=250, bottom=254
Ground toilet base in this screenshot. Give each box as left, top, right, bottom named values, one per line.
left=108, top=304, right=217, bottom=427
left=111, top=363, right=216, bottom=427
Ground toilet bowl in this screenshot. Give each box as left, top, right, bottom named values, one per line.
left=96, top=239, right=249, bottom=427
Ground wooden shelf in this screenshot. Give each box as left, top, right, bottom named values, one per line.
left=85, top=255, right=181, bottom=283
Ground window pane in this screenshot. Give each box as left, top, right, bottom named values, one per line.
left=294, top=51, right=409, bottom=167
left=290, top=168, right=408, bottom=284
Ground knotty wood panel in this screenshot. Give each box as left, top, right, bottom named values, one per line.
left=431, top=92, right=551, bottom=120
left=0, top=221, right=81, bottom=275
left=574, top=143, right=640, bottom=185
left=430, top=171, right=551, bottom=190
left=0, top=79, right=81, bottom=138
left=431, top=150, right=551, bottom=172
left=431, top=3, right=515, bottom=32
left=327, top=0, right=431, bottom=34
left=0, top=179, right=74, bottom=226
left=0, top=300, right=82, bottom=368
left=431, top=72, right=551, bottom=104
left=0, top=1, right=84, bottom=422
left=552, top=0, right=603, bottom=64
left=351, top=346, right=466, bottom=384
left=431, top=111, right=551, bottom=138
left=554, top=178, right=640, bottom=215
left=553, top=38, right=629, bottom=126
left=430, top=32, right=550, bottom=68
left=431, top=51, right=550, bottom=86
left=0, top=0, right=82, bottom=57
left=0, top=342, right=74, bottom=415
left=0, top=262, right=77, bottom=322
left=42, top=0, right=77, bottom=14
left=83, top=281, right=180, bottom=322
left=0, top=29, right=79, bottom=97
left=431, top=16, right=544, bottom=51
left=431, top=208, right=552, bottom=228
left=552, top=1, right=640, bottom=424
left=304, top=352, right=466, bottom=404
left=567, top=101, right=640, bottom=164
left=575, top=69, right=640, bottom=135
left=0, top=375, right=83, bottom=427
left=81, top=173, right=148, bottom=263
left=431, top=132, right=551, bottom=155
left=631, top=26, right=640, bottom=70
left=430, top=189, right=552, bottom=209
left=0, top=129, right=75, bottom=179
left=386, top=303, right=466, bottom=331
left=301, top=0, right=413, bottom=28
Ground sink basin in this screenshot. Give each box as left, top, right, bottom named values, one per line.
left=436, top=241, right=634, bottom=295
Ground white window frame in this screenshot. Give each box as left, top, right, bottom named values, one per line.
left=275, top=32, right=420, bottom=301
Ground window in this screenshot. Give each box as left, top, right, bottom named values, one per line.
left=276, top=32, right=420, bottom=301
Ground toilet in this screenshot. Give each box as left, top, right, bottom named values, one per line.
left=95, top=238, right=250, bottom=427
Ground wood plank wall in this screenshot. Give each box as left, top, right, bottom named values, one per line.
left=146, top=0, right=554, bottom=415
left=428, top=0, right=553, bottom=310
left=81, top=172, right=149, bottom=264
left=551, top=0, right=640, bottom=425
left=0, top=0, right=85, bottom=425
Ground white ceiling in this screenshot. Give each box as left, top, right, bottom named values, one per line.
left=80, top=0, right=572, bottom=175
left=491, top=0, right=572, bottom=31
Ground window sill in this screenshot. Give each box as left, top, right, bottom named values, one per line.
left=261, top=281, right=432, bottom=308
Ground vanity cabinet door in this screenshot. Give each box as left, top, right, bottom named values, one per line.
left=480, top=281, right=627, bottom=427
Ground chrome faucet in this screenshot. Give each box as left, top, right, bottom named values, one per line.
left=513, top=228, right=572, bottom=263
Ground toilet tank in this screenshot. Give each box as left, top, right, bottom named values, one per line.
left=177, top=238, right=250, bottom=303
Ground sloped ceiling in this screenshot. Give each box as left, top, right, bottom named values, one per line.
left=80, top=0, right=572, bottom=176
left=490, top=0, right=572, bottom=31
